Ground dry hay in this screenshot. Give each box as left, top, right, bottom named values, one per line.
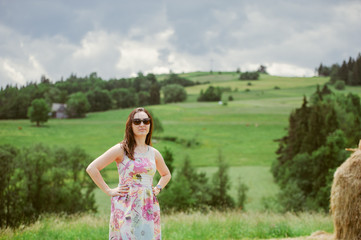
left=330, top=140, right=361, bottom=240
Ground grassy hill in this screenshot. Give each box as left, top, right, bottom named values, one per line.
left=4, top=72, right=359, bottom=239
left=2, top=72, right=359, bottom=213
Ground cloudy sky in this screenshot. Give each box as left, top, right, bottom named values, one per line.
left=0, top=0, right=361, bottom=87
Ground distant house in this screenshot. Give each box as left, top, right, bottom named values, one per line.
left=51, top=103, right=68, bottom=119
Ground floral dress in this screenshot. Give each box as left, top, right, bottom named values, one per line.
left=109, top=146, right=161, bottom=240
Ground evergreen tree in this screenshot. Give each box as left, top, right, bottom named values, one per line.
left=157, top=156, right=211, bottom=212
left=149, top=82, right=161, bottom=105
left=209, top=151, right=235, bottom=209
left=272, top=86, right=361, bottom=212
left=338, top=61, right=348, bottom=82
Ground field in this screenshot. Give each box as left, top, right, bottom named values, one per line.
left=1, top=72, right=359, bottom=239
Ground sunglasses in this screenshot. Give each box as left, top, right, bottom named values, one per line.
left=132, top=118, right=151, bottom=125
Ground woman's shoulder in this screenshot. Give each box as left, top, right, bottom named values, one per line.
left=111, top=142, right=125, bottom=163
left=149, top=146, right=162, bottom=158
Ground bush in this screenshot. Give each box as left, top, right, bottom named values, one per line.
left=228, top=95, right=234, bottom=101
left=236, top=177, right=249, bottom=210
left=334, top=80, right=345, bottom=90
left=198, top=86, right=222, bottom=102
left=0, top=144, right=96, bottom=228
left=161, top=73, right=195, bottom=87
left=240, top=71, right=259, bottom=80
left=162, top=84, right=187, bottom=103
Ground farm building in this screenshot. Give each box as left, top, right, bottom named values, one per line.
left=51, top=103, right=68, bottom=119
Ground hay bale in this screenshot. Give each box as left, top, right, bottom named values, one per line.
left=330, top=140, right=361, bottom=240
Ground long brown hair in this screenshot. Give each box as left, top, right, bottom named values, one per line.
left=121, top=107, right=153, bottom=160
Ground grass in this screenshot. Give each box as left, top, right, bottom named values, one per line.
left=0, top=211, right=333, bottom=240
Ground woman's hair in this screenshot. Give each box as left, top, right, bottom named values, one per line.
left=121, top=107, right=153, bottom=160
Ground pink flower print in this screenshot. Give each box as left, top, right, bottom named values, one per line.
left=112, top=209, right=125, bottom=231
left=133, top=157, right=151, bottom=174
left=153, top=210, right=160, bottom=225
left=111, top=198, right=115, bottom=212
left=142, top=197, right=154, bottom=221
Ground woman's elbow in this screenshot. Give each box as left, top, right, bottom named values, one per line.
left=86, top=164, right=93, bottom=174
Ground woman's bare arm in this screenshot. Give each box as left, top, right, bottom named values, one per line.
left=153, top=148, right=171, bottom=195
left=86, top=144, right=126, bottom=197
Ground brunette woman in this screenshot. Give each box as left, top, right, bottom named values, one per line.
left=86, top=107, right=171, bottom=240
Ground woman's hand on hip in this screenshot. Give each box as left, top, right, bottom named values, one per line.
left=107, top=185, right=129, bottom=197
left=152, top=187, right=161, bottom=196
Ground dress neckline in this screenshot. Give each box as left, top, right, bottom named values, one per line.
left=134, top=146, right=150, bottom=155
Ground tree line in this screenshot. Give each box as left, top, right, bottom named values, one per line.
left=317, top=53, right=361, bottom=86
left=272, top=85, right=361, bottom=212
left=0, top=72, right=197, bottom=120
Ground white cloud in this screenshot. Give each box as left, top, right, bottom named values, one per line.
left=266, top=63, right=315, bottom=77
left=1, top=60, right=26, bottom=86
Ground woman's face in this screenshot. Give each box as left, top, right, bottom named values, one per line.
left=131, top=111, right=150, bottom=137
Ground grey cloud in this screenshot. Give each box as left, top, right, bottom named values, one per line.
left=0, top=0, right=361, bottom=87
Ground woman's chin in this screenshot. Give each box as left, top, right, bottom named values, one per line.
left=135, top=131, right=148, bottom=136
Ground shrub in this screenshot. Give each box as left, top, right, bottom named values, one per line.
left=240, top=71, right=259, bottom=80
left=161, top=73, right=195, bottom=87
left=162, top=84, right=187, bottom=103
left=334, top=80, right=345, bottom=90
left=198, top=86, right=222, bottom=102
left=236, top=177, right=249, bottom=210
left=228, top=95, right=234, bottom=101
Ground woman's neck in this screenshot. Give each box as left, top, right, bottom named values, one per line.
left=134, top=136, right=147, bottom=147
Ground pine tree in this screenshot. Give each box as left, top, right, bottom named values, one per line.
left=271, top=85, right=361, bottom=212
left=338, top=61, right=348, bottom=82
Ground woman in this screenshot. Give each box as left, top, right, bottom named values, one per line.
left=86, top=107, right=171, bottom=240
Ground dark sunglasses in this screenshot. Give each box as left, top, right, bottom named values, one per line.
left=132, top=118, right=151, bottom=125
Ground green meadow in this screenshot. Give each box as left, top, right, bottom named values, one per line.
left=2, top=72, right=359, bottom=239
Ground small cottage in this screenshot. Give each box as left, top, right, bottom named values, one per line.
left=51, top=103, right=68, bottom=119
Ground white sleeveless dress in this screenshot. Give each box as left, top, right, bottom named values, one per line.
left=109, top=146, right=161, bottom=240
